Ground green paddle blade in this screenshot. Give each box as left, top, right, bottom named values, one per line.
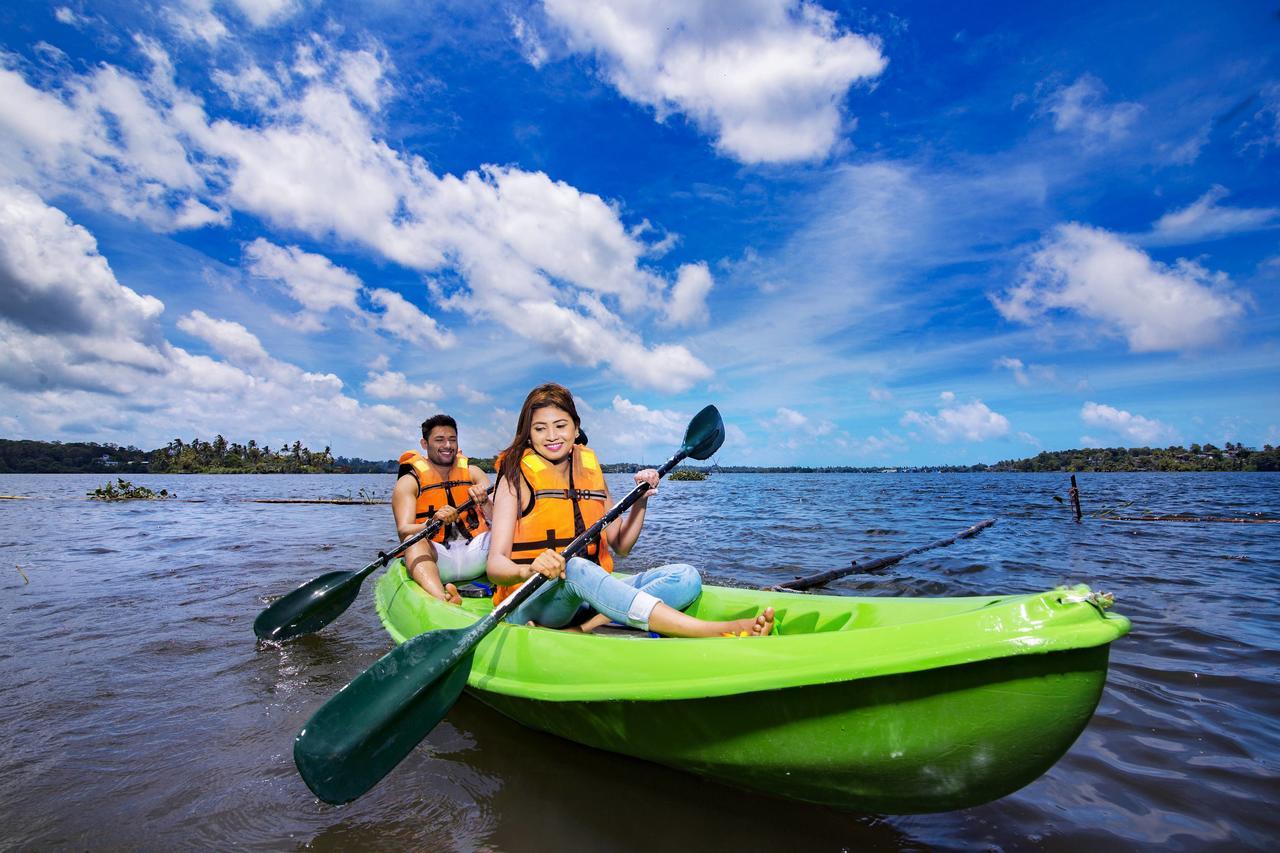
left=683, top=405, right=725, bottom=460
left=294, top=626, right=475, bottom=804
left=254, top=570, right=365, bottom=642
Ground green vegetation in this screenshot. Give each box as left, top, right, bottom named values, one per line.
left=88, top=478, right=174, bottom=501
left=668, top=469, right=709, bottom=481
left=1, top=439, right=150, bottom=473
left=0, top=437, right=394, bottom=474
left=986, top=443, right=1280, bottom=473
left=4, top=437, right=1278, bottom=474
left=149, top=436, right=339, bottom=473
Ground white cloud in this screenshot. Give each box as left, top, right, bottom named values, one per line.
left=993, top=223, right=1247, bottom=352
left=54, top=6, right=92, bottom=28
left=994, top=356, right=1059, bottom=388
left=901, top=393, right=1010, bottom=443
left=596, top=395, right=687, bottom=449
left=363, top=370, right=444, bottom=402
left=177, top=310, right=270, bottom=365
left=994, top=356, right=1027, bottom=386
left=244, top=238, right=362, bottom=316
left=1038, top=74, right=1142, bottom=143
left=769, top=407, right=809, bottom=429
left=166, top=1, right=229, bottom=45
left=663, top=262, right=713, bottom=326
left=1145, top=185, right=1280, bottom=246
left=1080, top=401, right=1174, bottom=445
left=0, top=35, right=711, bottom=393
left=845, top=429, right=906, bottom=458
left=228, top=0, right=301, bottom=29
left=457, top=384, right=491, bottom=404
left=0, top=189, right=415, bottom=455
left=763, top=406, right=834, bottom=437
left=368, top=287, right=455, bottom=348
left=510, top=13, right=548, bottom=69
left=1237, top=81, right=1280, bottom=155
left=0, top=184, right=164, bottom=338
left=868, top=386, right=893, bottom=402
left=1159, top=122, right=1211, bottom=166
left=539, top=0, right=887, bottom=163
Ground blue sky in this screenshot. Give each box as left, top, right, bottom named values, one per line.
left=1, top=1, right=1277, bottom=465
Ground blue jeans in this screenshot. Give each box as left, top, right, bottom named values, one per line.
left=505, top=558, right=701, bottom=631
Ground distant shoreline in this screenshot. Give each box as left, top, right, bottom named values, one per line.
left=3, top=438, right=1277, bottom=474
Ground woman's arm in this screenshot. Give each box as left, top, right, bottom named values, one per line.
left=605, top=468, right=658, bottom=557
left=486, top=475, right=548, bottom=584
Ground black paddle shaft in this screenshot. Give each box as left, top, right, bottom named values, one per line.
left=359, top=485, right=497, bottom=579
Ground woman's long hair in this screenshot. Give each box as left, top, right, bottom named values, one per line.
left=496, top=383, right=582, bottom=487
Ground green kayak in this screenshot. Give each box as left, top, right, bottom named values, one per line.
left=375, top=560, right=1129, bottom=813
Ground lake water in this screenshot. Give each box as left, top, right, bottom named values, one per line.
left=1, top=472, right=1276, bottom=850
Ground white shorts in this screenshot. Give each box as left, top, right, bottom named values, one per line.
left=434, top=531, right=491, bottom=584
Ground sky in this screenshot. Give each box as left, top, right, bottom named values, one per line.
left=0, top=1, right=1277, bottom=466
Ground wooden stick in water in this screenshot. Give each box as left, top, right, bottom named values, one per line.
left=770, top=518, right=997, bottom=592
left=1070, top=475, right=1082, bottom=523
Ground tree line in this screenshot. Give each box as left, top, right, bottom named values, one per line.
left=3, top=438, right=1277, bottom=474
left=0, top=438, right=395, bottom=474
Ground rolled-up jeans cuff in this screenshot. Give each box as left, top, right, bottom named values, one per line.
left=626, top=590, right=661, bottom=630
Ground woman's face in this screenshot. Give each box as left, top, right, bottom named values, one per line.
left=529, top=405, right=577, bottom=463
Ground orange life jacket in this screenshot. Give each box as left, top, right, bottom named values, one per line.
left=398, top=450, right=488, bottom=544
left=492, top=445, right=612, bottom=606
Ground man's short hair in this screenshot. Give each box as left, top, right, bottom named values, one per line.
left=421, top=414, right=458, bottom=440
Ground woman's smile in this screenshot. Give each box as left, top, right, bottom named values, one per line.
left=530, top=405, right=576, bottom=461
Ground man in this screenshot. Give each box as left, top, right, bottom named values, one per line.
left=392, top=414, right=492, bottom=604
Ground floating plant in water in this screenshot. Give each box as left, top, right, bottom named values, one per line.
left=87, top=478, right=176, bottom=501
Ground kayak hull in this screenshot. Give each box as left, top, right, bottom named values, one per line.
left=375, top=561, right=1128, bottom=813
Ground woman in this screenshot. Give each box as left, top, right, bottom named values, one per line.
left=487, top=383, right=774, bottom=637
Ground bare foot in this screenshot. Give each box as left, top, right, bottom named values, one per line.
left=721, top=606, right=775, bottom=637
left=442, top=583, right=462, bottom=606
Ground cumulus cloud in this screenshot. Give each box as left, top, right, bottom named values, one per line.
left=0, top=188, right=414, bottom=454
left=0, top=37, right=710, bottom=392
left=0, top=184, right=164, bottom=337
left=901, top=393, right=1010, bottom=443
left=245, top=238, right=362, bottom=316
left=243, top=238, right=454, bottom=344
left=1037, top=74, right=1142, bottom=143
left=363, top=370, right=444, bottom=402
left=368, top=287, right=455, bottom=348
left=593, top=395, right=687, bottom=450
left=177, top=309, right=271, bottom=365
left=764, top=406, right=834, bottom=437
left=1145, top=185, right=1280, bottom=246
left=1080, top=401, right=1174, bottom=445
left=539, top=0, right=887, bottom=163
left=993, top=223, right=1246, bottom=352
left=663, top=262, right=713, bottom=326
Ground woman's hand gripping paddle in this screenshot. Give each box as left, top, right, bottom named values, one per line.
left=253, top=488, right=495, bottom=643
left=292, top=405, right=725, bottom=804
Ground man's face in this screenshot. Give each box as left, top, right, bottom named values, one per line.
left=423, top=426, right=458, bottom=467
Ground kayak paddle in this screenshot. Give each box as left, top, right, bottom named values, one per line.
left=253, top=487, right=495, bottom=643
left=292, top=404, right=725, bottom=804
